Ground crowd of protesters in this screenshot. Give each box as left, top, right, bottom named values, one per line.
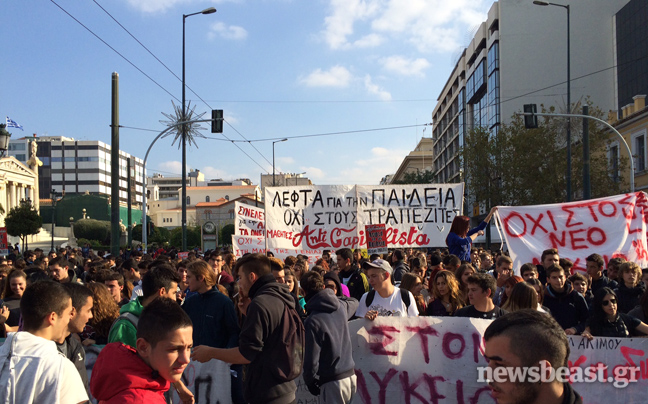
left=2, top=216, right=648, bottom=404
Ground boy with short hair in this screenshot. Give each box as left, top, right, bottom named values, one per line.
left=543, top=265, right=589, bottom=334
left=91, top=298, right=193, bottom=403
left=454, top=273, right=507, bottom=319
left=0, top=281, right=88, bottom=404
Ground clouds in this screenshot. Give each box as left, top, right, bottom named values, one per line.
left=321, top=0, right=487, bottom=52
left=380, top=55, right=430, bottom=77
left=299, top=65, right=352, bottom=88
left=363, top=75, right=391, bottom=101
left=208, top=22, right=248, bottom=41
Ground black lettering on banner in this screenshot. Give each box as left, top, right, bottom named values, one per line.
left=371, top=189, right=385, bottom=206
left=313, top=190, right=324, bottom=208
left=314, top=212, right=323, bottom=225
left=445, top=187, right=456, bottom=208
left=387, top=189, right=401, bottom=206
left=409, top=189, right=422, bottom=207
left=194, top=375, right=212, bottom=403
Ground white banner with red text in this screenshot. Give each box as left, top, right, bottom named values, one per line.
left=234, top=201, right=266, bottom=237
left=231, top=235, right=321, bottom=266
left=495, top=192, right=648, bottom=274
left=264, top=184, right=464, bottom=251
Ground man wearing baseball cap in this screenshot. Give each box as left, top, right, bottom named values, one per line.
left=355, top=259, right=419, bottom=319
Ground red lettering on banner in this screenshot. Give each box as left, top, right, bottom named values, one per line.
left=472, top=332, right=486, bottom=364
left=569, top=229, right=587, bottom=250
left=367, top=326, right=400, bottom=356
left=422, top=375, right=446, bottom=404
left=331, top=227, right=360, bottom=248
left=442, top=332, right=466, bottom=360
left=547, top=210, right=558, bottom=231
left=620, top=346, right=645, bottom=368
left=503, top=212, right=527, bottom=238
left=549, top=231, right=566, bottom=248
left=384, top=227, right=430, bottom=247
left=399, top=371, right=428, bottom=404
left=369, top=368, right=398, bottom=404
left=406, top=326, right=439, bottom=364
left=563, top=206, right=584, bottom=228
left=525, top=213, right=549, bottom=235
left=568, top=355, right=588, bottom=383
left=598, top=201, right=617, bottom=218
left=292, top=225, right=330, bottom=249
left=355, top=369, right=372, bottom=404
left=634, top=240, right=648, bottom=260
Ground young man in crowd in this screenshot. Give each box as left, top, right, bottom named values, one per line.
left=543, top=265, right=589, bottom=335
left=191, top=253, right=302, bottom=404
left=336, top=248, right=370, bottom=301
left=455, top=273, right=507, bottom=319
left=355, top=259, right=419, bottom=319
left=108, top=264, right=180, bottom=347
left=606, top=257, right=625, bottom=282
left=586, top=253, right=618, bottom=294
left=520, top=263, right=539, bottom=281
left=103, top=271, right=127, bottom=305
left=301, top=271, right=359, bottom=403
left=391, top=249, right=409, bottom=283
left=479, top=252, right=494, bottom=273
left=0, top=281, right=88, bottom=403
left=484, top=310, right=582, bottom=404
left=57, top=283, right=94, bottom=396
left=537, top=248, right=560, bottom=285
left=49, top=256, right=78, bottom=284
left=91, top=298, right=193, bottom=403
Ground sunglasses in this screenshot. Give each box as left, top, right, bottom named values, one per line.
left=602, top=298, right=617, bottom=307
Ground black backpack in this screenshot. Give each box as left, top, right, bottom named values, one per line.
left=275, top=303, right=305, bottom=381
left=365, top=289, right=411, bottom=310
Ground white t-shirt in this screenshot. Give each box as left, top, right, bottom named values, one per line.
left=355, top=288, right=419, bottom=317
left=0, top=332, right=88, bottom=404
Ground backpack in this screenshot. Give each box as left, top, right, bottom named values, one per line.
left=109, top=312, right=139, bottom=335
left=365, top=289, right=411, bottom=311
left=275, top=303, right=305, bottom=382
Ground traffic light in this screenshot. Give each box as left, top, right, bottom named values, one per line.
left=523, top=104, right=538, bottom=129
left=211, top=109, right=223, bottom=133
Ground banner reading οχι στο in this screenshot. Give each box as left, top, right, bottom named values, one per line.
left=495, top=192, right=648, bottom=274
left=231, top=235, right=321, bottom=265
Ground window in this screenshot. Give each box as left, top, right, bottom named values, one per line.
left=632, top=131, right=646, bottom=172
left=206, top=196, right=210, bottom=202
left=186, top=196, right=191, bottom=205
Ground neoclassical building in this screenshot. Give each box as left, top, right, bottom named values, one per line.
left=0, top=155, right=39, bottom=226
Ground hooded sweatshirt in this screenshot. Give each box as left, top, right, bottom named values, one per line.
left=303, top=289, right=358, bottom=393
left=90, top=342, right=169, bottom=404
left=544, top=282, right=589, bottom=332
left=238, top=274, right=298, bottom=404
left=107, top=297, right=144, bottom=348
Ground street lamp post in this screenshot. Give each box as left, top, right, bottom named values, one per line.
left=182, top=7, right=216, bottom=252
left=534, top=1, right=571, bottom=201
left=50, top=189, right=56, bottom=253
left=272, top=138, right=288, bottom=186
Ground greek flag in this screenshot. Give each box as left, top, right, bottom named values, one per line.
left=5, top=117, right=23, bottom=131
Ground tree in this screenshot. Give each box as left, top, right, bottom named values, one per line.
left=391, top=170, right=435, bottom=184
left=220, top=224, right=235, bottom=246
left=462, top=101, right=628, bottom=210
left=169, top=226, right=201, bottom=250
left=5, top=200, right=43, bottom=252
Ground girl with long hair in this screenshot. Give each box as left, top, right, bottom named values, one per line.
left=582, top=287, right=648, bottom=339
left=284, top=268, right=306, bottom=310
left=2, top=270, right=26, bottom=333
left=445, top=207, right=496, bottom=262
left=454, top=264, right=475, bottom=303
left=499, top=275, right=524, bottom=307
left=82, top=283, right=120, bottom=345
left=400, top=272, right=425, bottom=315
left=426, top=270, right=464, bottom=316
left=501, top=282, right=539, bottom=312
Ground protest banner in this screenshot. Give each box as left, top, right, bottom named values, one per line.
left=265, top=185, right=358, bottom=250
left=495, top=192, right=648, bottom=273
left=231, top=235, right=321, bottom=265
left=365, top=224, right=387, bottom=255
left=6, top=315, right=648, bottom=404
left=0, top=227, right=8, bottom=256
left=265, top=184, right=464, bottom=251
left=234, top=201, right=266, bottom=237
left=356, top=184, right=464, bottom=248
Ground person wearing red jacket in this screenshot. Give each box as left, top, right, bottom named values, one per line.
left=90, top=298, right=193, bottom=403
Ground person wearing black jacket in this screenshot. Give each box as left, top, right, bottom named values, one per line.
left=57, top=283, right=95, bottom=396
left=191, top=253, right=300, bottom=404
left=301, top=271, right=358, bottom=403
left=336, top=248, right=369, bottom=301
left=543, top=265, right=589, bottom=335
left=586, top=253, right=618, bottom=295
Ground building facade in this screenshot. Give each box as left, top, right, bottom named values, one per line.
left=431, top=0, right=630, bottom=184
left=388, top=138, right=434, bottom=184
left=8, top=136, right=144, bottom=207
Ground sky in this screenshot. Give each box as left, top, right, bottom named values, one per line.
left=1, top=0, right=492, bottom=186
